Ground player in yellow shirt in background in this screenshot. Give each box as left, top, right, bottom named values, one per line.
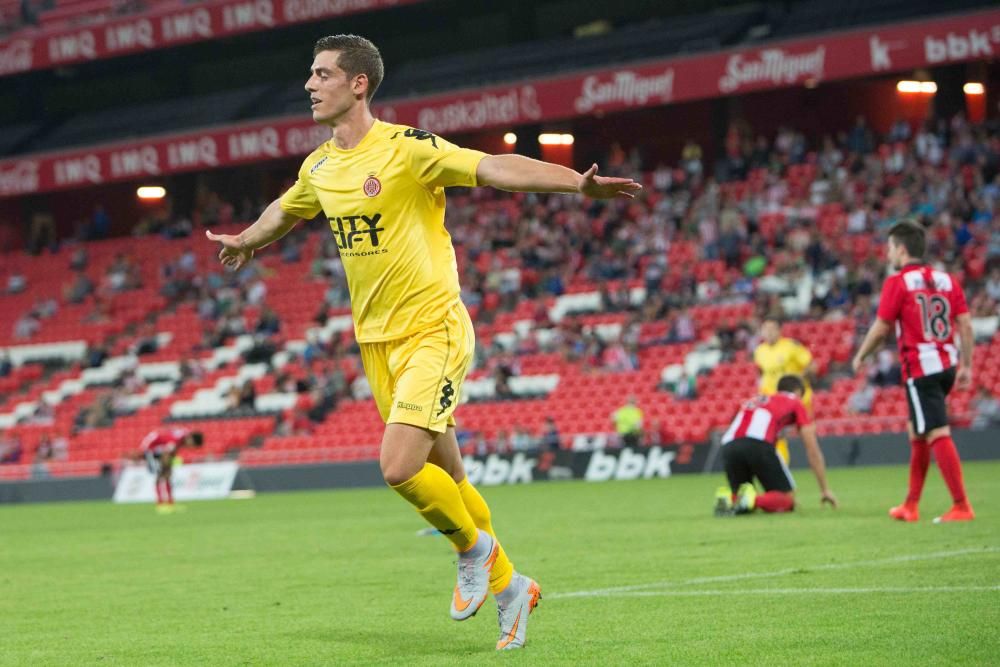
left=753, top=319, right=816, bottom=463
left=206, top=35, right=640, bottom=651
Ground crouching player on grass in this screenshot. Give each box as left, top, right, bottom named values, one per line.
left=139, top=427, right=203, bottom=513
left=715, top=375, right=837, bottom=515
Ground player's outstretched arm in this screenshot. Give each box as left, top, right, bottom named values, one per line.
left=205, top=198, right=301, bottom=271
left=956, top=313, right=974, bottom=390
left=800, top=424, right=837, bottom=507
left=476, top=155, right=642, bottom=199
left=851, top=318, right=892, bottom=374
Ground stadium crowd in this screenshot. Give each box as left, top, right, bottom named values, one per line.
left=2, top=112, right=999, bottom=459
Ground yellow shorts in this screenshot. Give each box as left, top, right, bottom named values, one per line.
left=359, top=301, right=475, bottom=433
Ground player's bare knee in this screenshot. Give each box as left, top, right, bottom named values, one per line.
left=926, top=425, right=950, bottom=442
left=381, top=460, right=419, bottom=486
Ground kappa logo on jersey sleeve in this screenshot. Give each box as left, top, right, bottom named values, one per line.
left=390, top=128, right=440, bottom=149
left=309, top=156, right=328, bottom=174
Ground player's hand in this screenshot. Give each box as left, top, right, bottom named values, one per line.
left=821, top=490, right=838, bottom=509
left=578, top=164, right=643, bottom=200
left=851, top=355, right=864, bottom=375
left=206, top=230, right=254, bottom=271
left=956, top=366, right=972, bottom=391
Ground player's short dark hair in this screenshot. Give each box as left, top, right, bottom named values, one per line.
left=888, top=220, right=926, bottom=259
left=777, top=375, right=805, bottom=395
left=190, top=432, right=204, bottom=446
left=313, top=34, right=383, bottom=103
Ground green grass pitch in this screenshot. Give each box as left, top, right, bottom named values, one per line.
left=3, top=462, right=999, bottom=666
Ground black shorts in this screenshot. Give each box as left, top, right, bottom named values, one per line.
left=904, top=368, right=956, bottom=436
left=722, top=437, right=795, bottom=493
left=144, top=451, right=172, bottom=475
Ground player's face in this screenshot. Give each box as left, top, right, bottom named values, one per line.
left=305, top=50, right=362, bottom=125
left=886, top=238, right=901, bottom=269
left=761, top=321, right=780, bottom=344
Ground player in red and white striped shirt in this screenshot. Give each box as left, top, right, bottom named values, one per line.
left=139, top=427, right=203, bottom=512
left=853, top=221, right=974, bottom=523
left=718, top=375, right=837, bottom=515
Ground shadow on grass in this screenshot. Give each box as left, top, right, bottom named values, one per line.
left=290, top=626, right=492, bottom=661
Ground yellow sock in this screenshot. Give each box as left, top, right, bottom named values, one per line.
left=391, top=464, right=477, bottom=552
left=456, top=476, right=514, bottom=594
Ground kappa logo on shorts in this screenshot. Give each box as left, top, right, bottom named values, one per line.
left=396, top=401, right=423, bottom=412
left=436, top=377, right=455, bottom=417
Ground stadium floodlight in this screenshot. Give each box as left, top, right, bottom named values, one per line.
left=538, top=133, right=574, bottom=145
left=137, top=186, right=166, bottom=200
left=896, top=80, right=937, bottom=94
left=503, top=132, right=517, bottom=145
left=963, top=83, right=985, bottom=95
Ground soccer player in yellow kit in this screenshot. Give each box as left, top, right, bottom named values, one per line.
left=753, top=319, right=816, bottom=464
left=206, top=35, right=640, bottom=651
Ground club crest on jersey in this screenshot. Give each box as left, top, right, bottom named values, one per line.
left=363, top=174, right=381, bottom=197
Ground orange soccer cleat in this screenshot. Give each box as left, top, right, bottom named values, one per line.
left=933, top=502, right=975, bottom=524
left=889, top=503, right=919, bottom=522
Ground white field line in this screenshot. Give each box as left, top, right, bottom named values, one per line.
left=604, top=586, right=1000, bottom=598
left=550, top=547, right=1000, bottom=600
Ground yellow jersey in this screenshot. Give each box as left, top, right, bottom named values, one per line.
left=753, top=337, right=813, bottom=406
left=280, top=120, right=487, bottom=343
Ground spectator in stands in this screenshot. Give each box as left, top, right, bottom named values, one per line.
left=669, top=309, right=696, bottom=343
left=681, top=140, right=703, bottom=179
left=0, top=434, right=23, bottom=464
left=63, top=274, right=94, bottom=304
left=351, top=374, right=372, bottom=400
left=511, top=426, right=535, bottom=452
left=847, top=115, right=874, bottom=155
left=246, top=277, right=268, bottom=306
left=13, top=312, right=40, bottom=340
left=870, top=348, right=901, bottom=387
left=888, top=118, right=912, bottom=144
left=673, top=369, right=697, bottom=401
left=6, top=271, right=26, bottom=294
left=540, top=417, right=561, bottom=452
left=84, top=295, right=112, bottom=324
left=602, top=338, right=637, bottom=372
left=255, top=306, right=281, bottom=337
left=85, top=344, right=108, bottom=368
left=227, top=379, right=256, bottom=412
left=121, top=368, right=145, bottom=394
left=179, top=357, right=205, bottom=384
left=26, top=400, right=55, bottom=426
left=612, top=397, right=644, bottom=448
left=90, top=205, right=111, bottom=240
left=0, top=352, right=11, bottom=377
left=494, top=365, right=514, bottom=400
left=494, top=429, right=513, bottom=454
left=971, top=387, right=1000, bottom=431
left=75, top=392, right=115, bottom=431
left=27, top=211, right=56, bottom=255
left=69, top=246, right=88, bottom=271
left=275, top=404, right=314, bottom=437
left=104, top=254, right=140, bottom=292
left=35, top=435, right=54, bottom=462
left=846, top=380, right=876, bottom=415
left=985, top=268, right=1000, bottom=303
